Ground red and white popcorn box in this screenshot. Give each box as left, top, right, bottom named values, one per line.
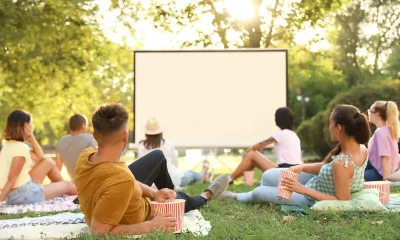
left=277, top=170, right=299, bottom=200
left=363, top=181, right=390, bottom=204
left=151, top=199, right=186, bottom=232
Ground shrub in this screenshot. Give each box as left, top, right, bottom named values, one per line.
left=297, top=80, right=400, bottom=157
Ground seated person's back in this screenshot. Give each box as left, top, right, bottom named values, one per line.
left=56, top=114, right=96, bottom=181
left=75, top=148, right=152, bottom=225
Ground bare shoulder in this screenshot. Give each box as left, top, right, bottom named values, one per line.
left=332, top=160, right=353, bottom=178
left=359, top=144, right=368, bottom=163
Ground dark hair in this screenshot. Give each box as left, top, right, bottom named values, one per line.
left=3, top=110, right=31, bottom=142
left=140, top=133, right=165, bottom=149
left=323, top=104, right=370, bottom=163
left=275, top=107, right=294, bottom=130
left=69, top=114, right=87, bottom=131
left=92, top=103, right=129, bottom=138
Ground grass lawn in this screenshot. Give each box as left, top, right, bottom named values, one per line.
left=2, top=155, right=400, bottom=239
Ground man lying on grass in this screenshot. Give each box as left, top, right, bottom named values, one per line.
left=75, top=103, right=229, bottom=237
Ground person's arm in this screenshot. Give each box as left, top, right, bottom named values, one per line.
left=284, top=160, right=353, bottom=201
left=250, top=137, right=276, bottom=151
left=138, top=181, right=157, bottom=199
left=55, top=153, right=63, bottom=171
left=138, top=182, right=176, bottom=202
left=0, top=157, right=26, bottom=202
left=289, top=162, right=324, bottom=175
left=91, top=214, right=176, bottom=237
left=304, top=160, right=352, bottom=201
left=302, top=163, right=324, bottom=175
left=381, top=156, right=391, bottom=180
left=388, top=169, right=400, bottom=181
left=89, top=181, right=176, bottom=237
left=27, top=135, right=45, bottom=163
left=373, top=130, right=393, bottom=179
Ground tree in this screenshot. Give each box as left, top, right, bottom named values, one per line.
left=384, top=45, right=400, bottom=79
left=0, top=0, right=133, bottom=145
left=110, top=0, right=347, bottom=48
left=297, top=80, right=400, bottom=157
left=333, top=0, right=400, bottom=86
left=289, top=47, right=346, bottom=126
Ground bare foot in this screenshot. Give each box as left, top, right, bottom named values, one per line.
left=202, top=160, right=210, bottom=183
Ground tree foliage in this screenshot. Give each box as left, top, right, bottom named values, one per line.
left=0, top=0, right=133, bottom=145
left=297, top=80, right=400, bottom=157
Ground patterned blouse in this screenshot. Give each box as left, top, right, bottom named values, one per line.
left=305, top=153, right=368, bottom=201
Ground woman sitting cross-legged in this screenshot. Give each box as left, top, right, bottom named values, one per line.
left=222, top=104, right=370, bottom=207
left=0, top=110, right=77, bottom=206
left=229, top=107, right=302, bottom=184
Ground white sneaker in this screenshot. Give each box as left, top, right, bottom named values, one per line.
left=219, top=191, right=238, bottom=200
left=205, top=174, right=229, bottom=200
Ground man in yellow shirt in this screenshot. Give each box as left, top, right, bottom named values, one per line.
left=75, top=103, right=229, bottom=236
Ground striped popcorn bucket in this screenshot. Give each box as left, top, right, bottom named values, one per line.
left=151, top=199, right=186, bottom=232
left=277, top=170, right=299, bottom=200
left=363, top=181, right=390, bottom=204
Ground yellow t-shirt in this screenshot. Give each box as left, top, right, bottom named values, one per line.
left=0, top=140, right=32, bottom=188
left=75, top=148, right=153, bottom=226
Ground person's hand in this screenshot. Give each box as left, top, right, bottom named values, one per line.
left=154, top=188, right=176, bottom=203
left=281, top=178, right=307, bottom=194
left=245, top=145, right=257, bottom=153
left=288, top=164, right=304, bottom=174
left=24, top=123, right=34, bottom=141
left=150, top=213, right=177, bottom=232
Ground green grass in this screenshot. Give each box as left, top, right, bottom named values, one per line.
left=3, top=170, right=400, bottom=239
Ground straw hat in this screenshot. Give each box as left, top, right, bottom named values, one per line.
left=145, top=118, right=162, bottom=135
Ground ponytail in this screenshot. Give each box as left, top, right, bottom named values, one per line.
left=386, top=101, right=400, bottom=140
left=353, top=111, right=370, bottom=144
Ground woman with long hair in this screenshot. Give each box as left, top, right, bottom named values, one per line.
left=0, top=110, right=76, bottom=206
left=229, top=107, right=302, bottom=184
left=222, top=105, right=370, bottom=206
left=365, top=101, right=400, bottom=181
left=138, top=118, right=212, bottom=188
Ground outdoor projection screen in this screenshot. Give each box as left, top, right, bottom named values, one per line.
left=133, top=50, right=288, bottom=147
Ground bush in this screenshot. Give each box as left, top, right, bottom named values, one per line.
left=297, top=111, right=331, bottom=157
left=297, top=80, right=400, bottom=157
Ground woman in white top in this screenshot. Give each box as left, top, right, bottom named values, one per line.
left=137, top=118, right=212, bottom=187
left=0, top=110, right=77, bottom=206
left=229, top=107, right=302, bottom=183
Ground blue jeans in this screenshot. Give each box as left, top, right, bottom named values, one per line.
left=364, top=161, right=383, bottom=181
left=6, top=179, right=44, bottom=205
left=180, top=171, right=204, bottom=187
left=236, top=168, right=316, bottom=207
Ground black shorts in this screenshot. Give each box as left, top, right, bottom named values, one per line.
left=278, top=163, right=298, bottom=168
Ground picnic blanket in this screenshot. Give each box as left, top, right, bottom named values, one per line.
left=384, top=194, right=400, bottom=212
left=0, top=196, right=79, bottom=214
left=280, top=194, right=400, bottom=215
left=0, top=210, right=211, bottom=239
left=0, top=212, right=85, bottom=229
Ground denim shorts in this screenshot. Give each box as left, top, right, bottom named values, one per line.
left=6, top=179, right=44, bottom=205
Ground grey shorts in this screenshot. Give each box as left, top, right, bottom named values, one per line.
left=6, top=179, right=44, bottom=205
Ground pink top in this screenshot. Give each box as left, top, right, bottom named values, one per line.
left=368, top=125, right=400, bottom=176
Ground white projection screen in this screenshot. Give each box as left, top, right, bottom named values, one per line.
left=133, top=50, right=288, bottom=148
